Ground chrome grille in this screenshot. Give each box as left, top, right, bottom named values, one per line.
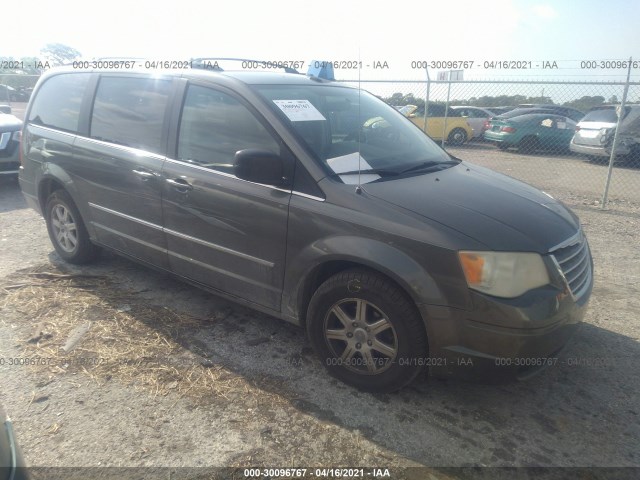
left=551, top=232, right=592, bottom=298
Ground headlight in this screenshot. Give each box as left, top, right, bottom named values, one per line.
left=458, top=251, right=550, bottom=298
left=11, top=130, right=21, bottom=142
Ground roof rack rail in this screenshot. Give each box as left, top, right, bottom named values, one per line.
left=190, top=57, right=300, bottom=74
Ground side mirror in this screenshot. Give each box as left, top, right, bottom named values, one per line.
left=233, top=149, right=287, bottom=187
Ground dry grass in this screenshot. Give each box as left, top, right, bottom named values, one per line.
left=0, top=264, right=284, bottom=405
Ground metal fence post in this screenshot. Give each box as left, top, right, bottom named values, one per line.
left=422, top=69, right=430, bottom=135
left=601, top=57, right=633, bottom=208
left=442, top=77, right=452, bottom=148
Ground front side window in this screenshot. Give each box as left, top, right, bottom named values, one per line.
left=255, top=84, right=453, bottom=183
left=90, top=76, right=171, bottom=154
left=28, top=73, right=91, bottom=133
left=177, top=85, right=279, bottom=174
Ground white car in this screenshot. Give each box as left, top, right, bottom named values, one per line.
left=450, top=106, right=494, bottom=138
left=570, top=105, right=640, bottom=161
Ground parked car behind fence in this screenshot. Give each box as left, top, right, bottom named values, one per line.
left=450, top=106, right=494, bottom=139
left=484, top=113, right=577, bottom=153
left=0, top=113, right=22, bottom=177
left=570, top=105, right=640, bottom=164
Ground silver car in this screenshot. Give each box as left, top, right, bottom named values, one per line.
left=570, top=105, right=640, bottom=160
left=450, top=106, right=494, bottom=138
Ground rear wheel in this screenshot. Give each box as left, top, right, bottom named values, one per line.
left=447, top=128, right=468, bottom=146
left=307, top=269, right=428, bottom=392
left=517, top=136, right=539, bottom=153
left=624, top=146, right=640, bottom=168
left=45, top=190, right=99, bottom=264
left=586, top=155, right=607, bottom=165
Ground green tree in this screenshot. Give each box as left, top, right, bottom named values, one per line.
left=562, top=95, right=605, bottom=112
left=40, top=43, right=82, bottom=66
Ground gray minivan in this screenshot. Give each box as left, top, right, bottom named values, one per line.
left=19, top=65, right=593, bottom=392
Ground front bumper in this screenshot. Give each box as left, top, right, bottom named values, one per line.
left=419, top=273, right=593, bottom=382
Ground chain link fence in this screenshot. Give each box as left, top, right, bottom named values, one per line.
left=340, top=78, right=640, bottom=212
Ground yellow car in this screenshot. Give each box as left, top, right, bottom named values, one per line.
left=402, top=104, right=474, bottom=146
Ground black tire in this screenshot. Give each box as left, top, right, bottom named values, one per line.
left=497, top=143, right=510, bottom=151
left=447, top=128, right=467, bottom=146
left=307, top=269, right=428, bottom=392
left=517, top=136, right=539, bottom=153
left=623, top=146, right=640, bottom=168
left=587, top=155, right=607, bottom=165
left=45, top=190, right=99, bottom=264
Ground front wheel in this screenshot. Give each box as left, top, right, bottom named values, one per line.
left=45, top=190, right=99, bottom=264
left=307, top=269, right=428, bottom=392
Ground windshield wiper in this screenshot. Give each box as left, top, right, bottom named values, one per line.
left=330, top=168, right=400, bottom=177
left=399, top=159, right=458, bottom=174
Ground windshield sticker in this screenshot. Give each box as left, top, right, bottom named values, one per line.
left=273, top=100, right=326, bottom=122
left=327, top=152, right=381, bottom=184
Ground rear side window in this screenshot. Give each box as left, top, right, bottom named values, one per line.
left=582, top=108, right=628, bottom=123
left=90, top=76, right=171, bottom=154
left=469, top=109, right=489, bottom=118
left=415, top=104, right=461, bottom=118
left=28, top=73, right=91, bottom=133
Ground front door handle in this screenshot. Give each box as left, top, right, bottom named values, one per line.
left=166, top=178, right=193, bottom=192
left=132, top=169, right=158, bottom=181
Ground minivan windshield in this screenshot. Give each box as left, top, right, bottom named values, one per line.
left=255, top=84, right=454, bottom=183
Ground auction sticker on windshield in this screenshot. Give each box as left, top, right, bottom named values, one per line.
left=273, top=100, right=326, bottom=121
left=327, top=152, right=381, bottom=184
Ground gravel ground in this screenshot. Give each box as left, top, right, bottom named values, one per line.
left=0, top=138, right=639, bottom=478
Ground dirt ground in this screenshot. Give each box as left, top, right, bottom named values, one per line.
left=0, top=137, right=639, bottom=478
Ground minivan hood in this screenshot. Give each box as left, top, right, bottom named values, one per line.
left=363, top=162, right=579, bottom=252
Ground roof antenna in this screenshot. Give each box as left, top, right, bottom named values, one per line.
left=356, top=48, right=363, bottom=194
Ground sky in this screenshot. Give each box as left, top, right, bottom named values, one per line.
left=2, top=0, right=639, bottom=83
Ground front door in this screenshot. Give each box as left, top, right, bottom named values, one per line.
left=161, top=84, right=291, bottom=310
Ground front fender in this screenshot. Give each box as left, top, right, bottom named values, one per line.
left=283, top=235, right=449, bottom=324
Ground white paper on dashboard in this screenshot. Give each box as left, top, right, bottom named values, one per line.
left=326, top=152, right=381, bottom=184
left=273, top=100, right=326, bottom=121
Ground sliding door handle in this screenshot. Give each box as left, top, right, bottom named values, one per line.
left=166, top=178, right=193, bottom=192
